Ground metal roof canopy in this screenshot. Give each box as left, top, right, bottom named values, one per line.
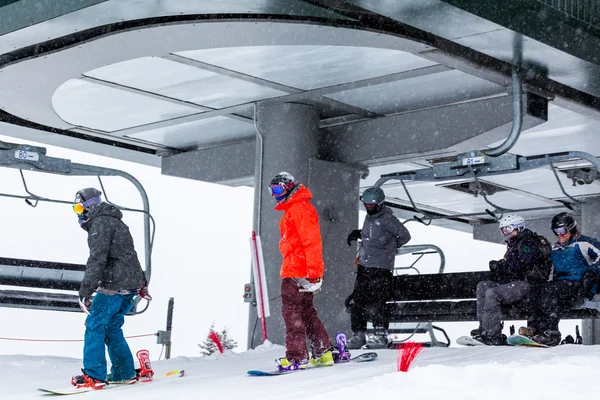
left=0, top=139, right=154, bottom=314
left=1, top=0, right=600, bottom=235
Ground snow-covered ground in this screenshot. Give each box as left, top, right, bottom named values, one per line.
left=3, top=341, right=600, bottom=400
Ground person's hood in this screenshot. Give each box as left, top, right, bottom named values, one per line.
left=81, top=202, right=123, bottom=231
left=275, top=184, right=312, bottom=211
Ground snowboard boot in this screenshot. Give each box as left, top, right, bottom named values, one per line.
left=347, top=331, right=366, bottom=350
left=71, top=371, right=107, bottom=390
left=276, top=357, right=309, bottom=372
left=309, top=350, right=335, bottom=368
left=365, top=330, right=388, bottom=349
left=107, top=375, right=137, bottom=385
left=532, top=330, right=562, bottom=347
left=470, top=327, right=484, bottom=341
left=481, top=334, right=508, bottom=346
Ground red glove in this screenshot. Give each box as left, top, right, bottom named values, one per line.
left=78, top=297, right=92, bottom=315
left=139, top=281, right=153, bottom=301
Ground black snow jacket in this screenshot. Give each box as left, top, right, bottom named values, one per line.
left=490, top=228, right=549, bottom=284
left=358, top=206, right=411, bottom=271
left=79, top=202, right=145, bottom=299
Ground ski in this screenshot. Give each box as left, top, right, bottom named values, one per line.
left=247, top=352, right=378, bottom=376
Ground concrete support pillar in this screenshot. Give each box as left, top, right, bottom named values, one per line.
left=581, top=201, right=600, bottom=345
left=248, top=102, right=360, bottom=349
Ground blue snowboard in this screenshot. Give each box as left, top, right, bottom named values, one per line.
left=247, top=352, right=378, bottom=376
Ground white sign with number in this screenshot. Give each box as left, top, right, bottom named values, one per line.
left=14, top=150, right=39, bottom=161
left=462, top=156, right=484, bottom=166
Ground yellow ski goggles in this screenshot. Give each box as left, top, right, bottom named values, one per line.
left=72, top=197, right=100, bottom=214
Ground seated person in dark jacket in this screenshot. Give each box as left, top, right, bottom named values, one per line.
left=522, top=212, right=600, bottom=346
left=470, top=214, right=550, bottom=346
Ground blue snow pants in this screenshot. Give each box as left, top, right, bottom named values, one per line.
left=83, top=292, right=136, bottom=381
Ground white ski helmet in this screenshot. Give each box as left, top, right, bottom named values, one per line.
left=498, top=214, right=525, bottom=236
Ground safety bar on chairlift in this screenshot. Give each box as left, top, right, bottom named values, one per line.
left=395, top=244, right=445, bottom=274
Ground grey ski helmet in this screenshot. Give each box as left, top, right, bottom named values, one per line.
left=74, top=187, right=102, bottom=204
left=74, top=187, right=102, bottom=227
left=362, top=187, right=385, bottom=205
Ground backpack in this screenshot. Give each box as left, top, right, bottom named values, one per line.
left=518, top=232, right=553, bottom=282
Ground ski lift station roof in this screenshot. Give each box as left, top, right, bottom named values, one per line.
left=2, top=0, right=600, bottom=234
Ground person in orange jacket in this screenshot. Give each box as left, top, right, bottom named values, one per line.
left=268, top=172, right=334, bottom=372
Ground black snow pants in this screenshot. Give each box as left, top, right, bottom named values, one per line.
left=350, top=265, right=393, bottom=332
left=528, top=271, right=600, bottom=332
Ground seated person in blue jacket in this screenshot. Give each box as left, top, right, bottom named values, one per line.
left=522, top=212, right=600, bottom=346
left=470, top=214, right=551, bottom=346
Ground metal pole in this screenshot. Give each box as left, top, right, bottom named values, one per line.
left=165, top=297, right=174, bottom=359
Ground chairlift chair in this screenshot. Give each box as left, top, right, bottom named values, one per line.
left=0, top=140, right=154, bottom=315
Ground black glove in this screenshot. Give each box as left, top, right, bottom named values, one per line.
left=489, top=260, right=502, bottom=272
left=347, top=229, right=362, bottom=246
left=344, top=293, right=354, bottom=314
left=489, top=260, right=507, bottom=282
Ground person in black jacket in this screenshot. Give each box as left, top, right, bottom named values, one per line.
left=346, top=187, right=411, bottom=349
left=70, top=188, right=146, bottom=389
left=470, top=214, right=550, bottom=345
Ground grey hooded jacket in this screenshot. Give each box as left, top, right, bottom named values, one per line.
left=79, top=202, right=145, bottom=299
left=358, top=206, right=411, bottom=271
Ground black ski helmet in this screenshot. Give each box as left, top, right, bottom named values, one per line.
left=551, top=212, right=578, bottom=235
left=362, top=187, right=385, bottom=205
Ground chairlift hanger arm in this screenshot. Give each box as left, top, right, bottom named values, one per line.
left=547, top=156, right=583, bottom=205
left=467, top=164, right=512, bottom=213
left=375, top=150, right=600, bottom=185
left=377, top=150, right=597, bottom=225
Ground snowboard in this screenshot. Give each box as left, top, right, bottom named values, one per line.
left=38, top=349, right=183, bottom=395
left=507, top=334, right=549, bottom=348
left=456, top=336, right=486, bottom=346
left=247, top=352, right=378, bottom=376
left=37, top=369, right=185, bottom=396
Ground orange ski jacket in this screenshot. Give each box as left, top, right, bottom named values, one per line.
left=274, top=184, right=324, bottom=279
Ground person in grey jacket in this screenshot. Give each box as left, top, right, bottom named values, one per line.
left=346, top=187, right=411, bottom=349
left=70, top=187, right=147, bottom=389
